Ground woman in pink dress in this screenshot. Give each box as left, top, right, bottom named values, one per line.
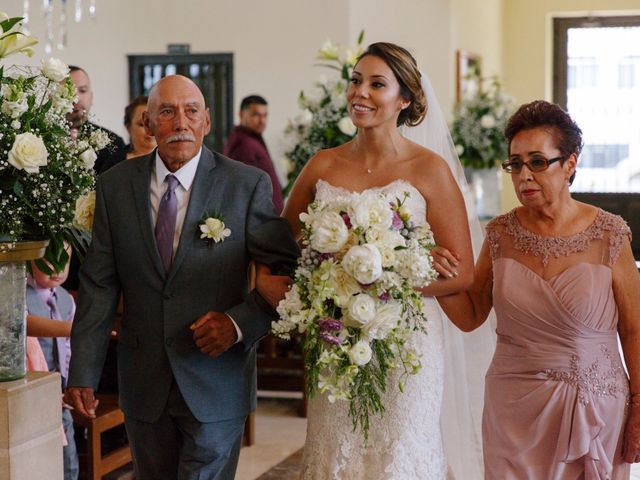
left=437, top=100, right=640, bottom=478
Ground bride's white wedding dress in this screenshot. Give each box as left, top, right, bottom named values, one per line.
left=301, top=179, right=448, bottom=480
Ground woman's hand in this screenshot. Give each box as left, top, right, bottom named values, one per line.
left=255, top=264, right=293, bottom=309
left=431, top=246, right=460, bottom=279
left=622, top=406, right=640, bottom=463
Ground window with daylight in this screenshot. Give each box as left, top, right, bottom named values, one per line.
left=553, top=16, right=640, bottom=194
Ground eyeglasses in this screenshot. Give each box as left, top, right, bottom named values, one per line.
left=501, top=155, right=565, bottom=174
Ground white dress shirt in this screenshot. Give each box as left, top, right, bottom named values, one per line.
left=150, top=149, right=243, bottom=342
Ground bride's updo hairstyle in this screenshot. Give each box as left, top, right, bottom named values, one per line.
left=356, top=42, right=427, bottom=127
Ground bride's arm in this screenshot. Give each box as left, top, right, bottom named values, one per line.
left=436, top=241, right=494, bottom=332
left=414, top=155, right=475, bottom=297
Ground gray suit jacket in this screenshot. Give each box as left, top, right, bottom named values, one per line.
left=68, top=147, right=299, bottom=422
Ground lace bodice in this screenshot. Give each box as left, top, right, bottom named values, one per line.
left=486, top=209, right=631, bottom=278
left=315, top=179, right=428, bottom=227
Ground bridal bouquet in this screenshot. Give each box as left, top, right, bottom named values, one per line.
left=274, top=189, right=438, bottom=438
left=0, top=13, right=109, bottom=272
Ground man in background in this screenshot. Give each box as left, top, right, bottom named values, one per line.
left=68, top=66, right=127, bottom=175
left=224, top=95, right=284, bottom=213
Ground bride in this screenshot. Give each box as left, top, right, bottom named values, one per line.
left=259, top=42, right=495, bottom=479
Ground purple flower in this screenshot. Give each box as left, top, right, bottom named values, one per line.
left=320, top=331, right=343, bottom=345
left=378, top=292, right=391, bottom=302
left=317, top=317, right=343, bottom=331
left=318, top=253, right=335, bottom=262
left=341, top=213, right=352, bottom=229
left=391, top=211, right=403, bottom=230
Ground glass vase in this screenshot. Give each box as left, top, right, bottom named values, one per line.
left=0, top=240, right=48, bottom=381
left=470, top=167, right=502, bottom=220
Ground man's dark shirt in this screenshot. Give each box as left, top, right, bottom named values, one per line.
left=224, top=126, right=284, bottom=213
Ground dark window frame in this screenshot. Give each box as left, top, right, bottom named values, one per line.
left=128, top=53, right=234, bottom=152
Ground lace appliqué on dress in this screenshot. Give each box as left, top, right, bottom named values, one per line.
left=543, top=344, right=628, bottom=406
left=486, top=209, right=631, bottom=267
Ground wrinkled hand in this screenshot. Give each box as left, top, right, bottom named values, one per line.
left=63, top=387, right=99, bottom=419
left=190, top=311, right=238, bottom=357
left=256, top=274, right=293, bottom=309
left=622, top=408, right=640, bottom=463
left=431, top=246, right=460, bottom=278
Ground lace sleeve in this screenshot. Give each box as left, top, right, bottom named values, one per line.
left=485, top=213, right=510, bottom=261
left=600, top=211, right=632, bottom=266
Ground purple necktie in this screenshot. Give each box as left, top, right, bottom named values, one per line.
left=46, top=291, right=69, bottom=382
left=155, top=174, right=179, bottom=272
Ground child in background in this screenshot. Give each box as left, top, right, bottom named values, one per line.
left=26, top=245, right=78, bottom=480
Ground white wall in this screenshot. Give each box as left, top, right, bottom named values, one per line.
left=4, top=0, right=505, bottom=179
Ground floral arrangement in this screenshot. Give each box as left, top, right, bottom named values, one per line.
left=282, top=32, right=364, bottom=195
left=451, top=70, right=514, bottom=170
left=0, top=12, right=109, bottom=272
left=274, top=188, right=438, bottom=438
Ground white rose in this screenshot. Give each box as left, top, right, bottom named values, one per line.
left=480, top=114, right=496, bottom=129
left=337, top=116, right=357, bottom=136
left=342, top=243, right=382, bottom=284
left=73, top=191, right=96, bottom=231
left=200, top=218, right=231, bottom=243
left=455, top=144, right=465, bottom=156
left=8, top=132, right=48, bottom=173
left=347, top=294, right=376, bottom=325
left=349, top=340, right=373, bottom=366
left=297, top=109, right=313, bottom=126
left=363, top=302, right=402, bottom=340
left=79, top=147, right=97, bottom=170
left=10, top=119, right=20, bottom=130
left=348, top=192, right=393, bottom=230
left=41, top=58, right=70, bottom=82
left=310, top=211, right=349, bottom=253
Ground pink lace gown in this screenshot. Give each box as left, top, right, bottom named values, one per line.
left=483, top=209, right=631, bottom=479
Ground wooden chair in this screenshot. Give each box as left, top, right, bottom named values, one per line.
left=71, top=394, right=132, bottom=480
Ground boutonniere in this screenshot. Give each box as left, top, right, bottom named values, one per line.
left=199, top=212, right=231, bottom=245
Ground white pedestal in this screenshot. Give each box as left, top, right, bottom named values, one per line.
left=0, top=371, right=63, bottom=479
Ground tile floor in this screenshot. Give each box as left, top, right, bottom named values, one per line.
left=235, top=397, right=307, bottom=480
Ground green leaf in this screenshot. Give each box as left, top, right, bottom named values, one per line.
left=357, top=30, right=365, bottom=46
left=0, top=18, right=24, bottom=33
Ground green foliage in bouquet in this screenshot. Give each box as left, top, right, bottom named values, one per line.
left=451, top=70, right=514, bottom=170
left=0, top=13, right=109, bottom=273
left=282, top=31, right=365, bottom=196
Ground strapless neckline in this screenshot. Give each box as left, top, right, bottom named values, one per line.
left=315, top=178, right=421, bottom=196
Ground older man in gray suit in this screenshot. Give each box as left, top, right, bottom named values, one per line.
left=65, top=75, right=299, bottom=479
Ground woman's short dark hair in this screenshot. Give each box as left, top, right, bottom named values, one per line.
left=124, top=95, right=149, bottom=128
left=357, top=42, right=427, bottom=127
left=504, top=100, right=583, bottom=184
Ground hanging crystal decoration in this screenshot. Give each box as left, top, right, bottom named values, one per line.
left=57, top=0, right=67, bottom=50
left=74, top=0, right=82, bottom=22
left=42, top=0, right=54, bottom=54
left=89, top=0, right=97, bottom=20
left=22, top=0, right=30, bottom=23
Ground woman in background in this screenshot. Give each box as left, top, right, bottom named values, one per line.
left=123, top=95, right=156, bottom=159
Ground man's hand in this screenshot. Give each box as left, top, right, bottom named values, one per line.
left=63, top=387, right=99, bottom=419
left=190, top=311, right=238, bottom=357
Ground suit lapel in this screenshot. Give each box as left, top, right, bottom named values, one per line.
left=167, top=148, right=221, bottom=283
left=131, top=153, right=166, bottom=278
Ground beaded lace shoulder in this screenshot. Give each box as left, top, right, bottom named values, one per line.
left=485, top=209, right=631, bottom=267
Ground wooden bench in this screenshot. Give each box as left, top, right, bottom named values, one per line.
left=71, top=394, right=132, bottom=480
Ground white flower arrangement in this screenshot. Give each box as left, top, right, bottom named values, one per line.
left=199, top=215, right=231, bottom=244
left=274, top=190, right=438, bottom=438
left=0, top=12, right=110, bottom=272
left=282, top=32, right=364, bottom=195
left=451, top=70, right=514, bottom=170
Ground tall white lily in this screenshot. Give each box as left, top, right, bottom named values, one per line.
left=0, top=14, right=38, bottom=60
